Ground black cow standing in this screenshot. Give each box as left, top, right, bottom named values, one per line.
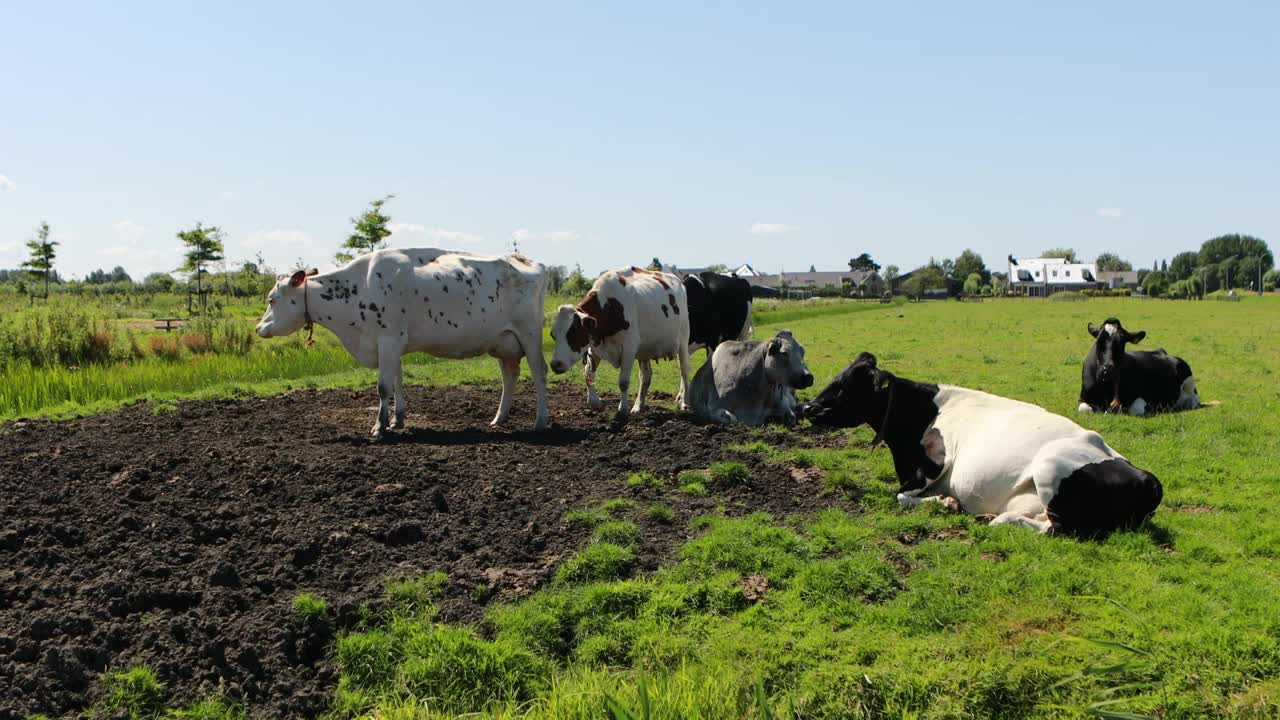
left=683, top=272, right=754, bottom=355
left=1079, top=317, right=1201, bottom=416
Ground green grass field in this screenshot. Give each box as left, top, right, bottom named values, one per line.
left=11, top=296, right=1280, bottom=718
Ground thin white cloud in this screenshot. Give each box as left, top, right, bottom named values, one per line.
left=114, top=219, right=146, bottom=245
left=219, top=190, right=237, bottom=201
left=0, top=242, right=19, bottom=252
left=98, top=246, right=131, bottom=256
left=750, top=222, right=789, bottom=235
left=511, top=228, right=578, bottom=245
left=242, top=228, right=313, bottom=248
left=1096, top=208, right=1123, bottom=218
left=390, top=222, right=483, bottom=245
left=0, top=174, right=15, bottom=191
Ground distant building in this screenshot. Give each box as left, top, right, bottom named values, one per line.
left=1096, top=270, right=1139, bottom=291
left=1007, top=256, right=1100, bottom=297
left=742, top=269, right=884, bottom=296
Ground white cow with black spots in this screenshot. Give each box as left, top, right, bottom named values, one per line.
left=256, top=248, right=549, bottom=437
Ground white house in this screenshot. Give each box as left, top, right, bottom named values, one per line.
left=1008, top=256, right=1099, bottom=297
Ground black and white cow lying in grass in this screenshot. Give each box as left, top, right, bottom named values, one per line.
left=687, top=330, right=814, bottom=426
left=256, top=248, right=550, bottom=437
left=1079, top=317, right=1200, bottom=416
left=801, top=352, right=1163, bottom=536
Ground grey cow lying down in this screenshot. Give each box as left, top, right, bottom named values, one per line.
left=688, top=330, right=815, bottom=426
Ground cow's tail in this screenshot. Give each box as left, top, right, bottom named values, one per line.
left=738, top=301, right=755, bottom=341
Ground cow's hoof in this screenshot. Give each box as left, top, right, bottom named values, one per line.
left=1077, top=402, right=1093, bottom=413
left=588, top=399, right=605, bottom=412
left=533, top=417, right=550, bottom=431
left=942, top=497, right=962, bottom=513
left=371, top=426, right=386, bottom=440
left=392, top=419, right=405, bottom=430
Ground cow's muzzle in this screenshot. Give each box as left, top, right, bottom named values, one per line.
left=796, top=372, right=814, bottom=389
left=550, top=359, right=568, bottom=374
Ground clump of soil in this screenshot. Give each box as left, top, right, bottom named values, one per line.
left=0, top=383, right=852, bottom=719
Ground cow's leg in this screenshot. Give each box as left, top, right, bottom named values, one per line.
left=714, top=408, right=738, bottom=425
left=373, top=341, right=401, bottom=437
left=392, top=373, right=407, bottom=429
left=491, top=356, right=520, bottom=427
left=615, top=346, right=636, bottom=419
left=520, top=332, right=550, bottom=431
left=631, top=359, right=652, bottom=415
left=989, top=511, right=1053, bottom=534
left=897, top=493, right=962, bottom=513
left=1077, top=402, right=1094, bottom=413
left=676, top=344, right=692, bottom=411
left=584, top=352, right=604, bottom=411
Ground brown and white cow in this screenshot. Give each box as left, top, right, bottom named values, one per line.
left=549, top=267, right=692, bottom=418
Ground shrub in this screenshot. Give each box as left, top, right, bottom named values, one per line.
left=101, top=664, right=166, bottom=718
left=292, top=592, right=328, bottom=623
left=708, top=462, right=750, bottom=486
left=555, top=542, right=635, bottom=585
left=149, top=335, right=183, bottom=361
left=180, top=333, right=211, bottom=353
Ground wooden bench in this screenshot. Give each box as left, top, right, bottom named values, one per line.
left=154, top=317, right=187, bottom=332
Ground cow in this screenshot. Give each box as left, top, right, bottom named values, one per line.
left=549, top=266, right=692, bottom=418
left=687, top=330, right=814, bottom=426
left=801, top=352, right=1163, bottom=536
left=255, top=248, right=550, bottom=437
left=1078, top=317, right=1200, bottom=416
left=683, top=271, right=754, bottom=355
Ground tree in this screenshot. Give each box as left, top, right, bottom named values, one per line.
left=1264, top=268, right=1278, bottom=291
left=1094, top=253, right=1133, bottom=272
left=177, top=222, right=226, bottom=308
left=1142, top=271, right=1169, bottom=297
left=1237, top=255, right=1263, bottom=291
left=546, top=265, right=568, bottom=294
left=952, top=249, right=989, bottom=284
left=1161, top=259, right=1167, bottom=273
left=990, top=271, right=1007, bottom=295
left=1199, top=233, right=1273, bottom=271
left=647, top=257, right=662, bottom=271
left=1167, top=252, right=1199, bottom=281
left=565, top=264, right=592, bottom=295
left=1041, top=248, right=1078, bottom=262
left=337, top=195, right=394, bottom=264
left=809, top=264, right=816, bottom=273
left=143, top=272, right=177, bottom=293
left=22, top=221, right=58, bottom=299
left=848, top=253, right=880, bottom=273
left=705, top=263, right=730, bottom=274
left=1218, top=256, right=1238, bottom=290
left=881, top=265, right=899, bottom=293
left=963, top=273, right=982, bottom=295
left=901, top=265, right=947, bottom=300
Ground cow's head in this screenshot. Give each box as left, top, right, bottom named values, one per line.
left=1087, top=318, right=1145, bottom=384
left=549, top=291, right=629, bottom=374
left=800, top=351, right=884, bottom=428
left=763, top=330, right=814, bottom=389
left=255, top=269, right=316, bottom=338
left=548, top=304, right=593, bottom=373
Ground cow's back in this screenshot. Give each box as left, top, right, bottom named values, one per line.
left=593, top=268, right=689, bottom=362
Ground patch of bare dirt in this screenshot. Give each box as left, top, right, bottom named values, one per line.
left=0, top=383, right=851, bottom=719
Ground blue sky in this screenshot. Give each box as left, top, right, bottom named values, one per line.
left=2, top=1, right=1277, bottom=280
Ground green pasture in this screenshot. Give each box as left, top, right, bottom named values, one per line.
left=11, top=296, right=1280, bottom=718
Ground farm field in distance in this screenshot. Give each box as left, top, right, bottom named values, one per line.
left=2, top=296, right=1279, bottom=719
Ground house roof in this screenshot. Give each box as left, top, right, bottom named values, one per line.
left=1008, top=256, right=1098, bottom=285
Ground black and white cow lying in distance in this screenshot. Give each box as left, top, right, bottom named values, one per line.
left=687, top=330, right=814, bottom=426
left=256, top=248, right=550, bottom=436
left=801, top=353, right=1163, bottom=536
left=1079, top=318, right=1200, bottom=416
left=683, top=271, right=753, bottom=355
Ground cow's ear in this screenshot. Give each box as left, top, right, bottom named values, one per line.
left=768, top=338, right=783, bottom=355
left=306, top=268, right=319, bottom=277
left=289, top=270, right=308, bottom=287
left=1088, top=323, right=1101, bottom=338
left=853, top=351, right=878, bottom=368
left=1129, top=330, right=1145, bottom=344
left=581, top=315, right=598, bottom=332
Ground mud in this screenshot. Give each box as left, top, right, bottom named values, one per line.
left=0, top=383, right=851, bottom=719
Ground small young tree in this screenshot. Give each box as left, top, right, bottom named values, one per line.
left=881, top=265, right=899, bottom=293
left=177, top=222, right=226, bottom=309
left=337, top=195, right=395, bottom=265
left=22, top=221, right=58, bottom=300
left=546, top=265, right=568, bottom=294
left=963, top=273, right=982, bottom=295
left=1041, top=247, right=1078, bottom=263
left=565, top=264, right=592, bottom=295
left=647, top=257, right=663, bottom=271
